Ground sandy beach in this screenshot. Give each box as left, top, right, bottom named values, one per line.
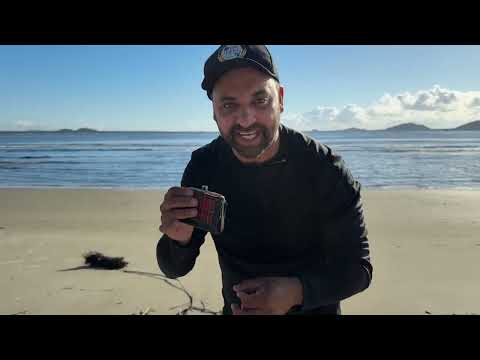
left=1, top=188, right=479, bottom=315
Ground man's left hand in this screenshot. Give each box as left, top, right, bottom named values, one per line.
left=231, top=277, right=303, bottom=315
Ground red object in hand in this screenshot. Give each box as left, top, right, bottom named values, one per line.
left=180, top=186, right=227, bottom=235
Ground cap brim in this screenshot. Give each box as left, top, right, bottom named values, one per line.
left=202, top=58, right=279, bottom=100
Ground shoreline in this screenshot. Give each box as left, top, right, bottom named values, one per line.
left=2, top=185, right=480, bottom=191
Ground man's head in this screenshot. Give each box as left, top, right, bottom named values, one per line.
left=201, top=45, right=284, bottom=164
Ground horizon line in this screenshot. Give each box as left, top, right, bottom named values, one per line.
left=1, top=119, right=479, bottom=133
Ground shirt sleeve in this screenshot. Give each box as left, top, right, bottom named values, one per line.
left=297, top=147, right=373, bottom=311
left=156, top=155, right=208, bottom=279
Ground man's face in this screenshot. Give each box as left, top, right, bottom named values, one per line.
left=212, top=67, right=284, bottom=162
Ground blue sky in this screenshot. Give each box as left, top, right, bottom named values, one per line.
left=1, top=45, right=480, bottom=131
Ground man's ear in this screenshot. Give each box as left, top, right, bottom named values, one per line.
left=278, top=85, right=284, bottom=113
left=213, top=111, right=218, bottom=123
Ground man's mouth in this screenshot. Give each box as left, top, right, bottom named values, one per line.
left=236, top=130, right=258, bottom=141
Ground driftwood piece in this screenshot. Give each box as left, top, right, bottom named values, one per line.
left=122, top=270, right=221, bottom=315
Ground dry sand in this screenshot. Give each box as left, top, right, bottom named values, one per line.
left=1, top=188, right=479, bottom=315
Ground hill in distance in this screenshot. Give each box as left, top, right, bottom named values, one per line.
left=56, top=128, right=98, bottom=133
left=454, top=120, right=480, bottom=130
left=384, top=123, right=431, bottom=131
left=311, top=120, right=480, bottom=132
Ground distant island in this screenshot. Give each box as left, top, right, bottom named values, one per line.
left=311, top=120, right=480, bottom=132
left=2, top=120, right=480, bottom=133
left=384, top=123, right=431, bottom=131
left=454, top=120, right=480, bottom=131
left=56, top=128, right=98, bottom=133
left=341, top=127, right=368, bottom=132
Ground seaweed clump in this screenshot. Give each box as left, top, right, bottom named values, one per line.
left=83, top=251, right=128, bottom=270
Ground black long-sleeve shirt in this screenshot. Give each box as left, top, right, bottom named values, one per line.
left=156, top=125, right=373, bottom=315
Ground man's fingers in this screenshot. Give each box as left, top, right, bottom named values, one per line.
left=231, top=304, right=266, bottom=315
left=161, top=197, right=198, bottom=212
left=161, top=196, right=198, bottom=212
left=233, top=278, right=263, bottom=293
left=172, top=208, right=197, bottom=219
left=232, top=304, right=255, bottom=315
left=241, top=309, right=266, bottom=315
left=159, top=221, right=175, bottom=233
left=159, top=204, right=196, bottom=233
left=236, top=289, right=265, bottom=309
left=165, top=187, right=194, bottom=200
left=159, top=220, right=194, bottom=234
left=161, top=208, right=197, bottom=225
left=231, top=303, right=241, bottom=315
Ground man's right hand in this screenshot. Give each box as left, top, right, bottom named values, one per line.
left=159, top=187, right=198, bottom=246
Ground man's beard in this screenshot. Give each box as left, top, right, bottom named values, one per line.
left=221, top=122, right=279, bottom=159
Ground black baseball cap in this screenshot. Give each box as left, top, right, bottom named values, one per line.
left=201, top=45, right=280, bottom=100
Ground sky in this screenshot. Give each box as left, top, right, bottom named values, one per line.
left=1, top=45, right=480, bottom=131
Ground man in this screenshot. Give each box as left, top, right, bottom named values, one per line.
left=157, top=45, right=372, bottom=315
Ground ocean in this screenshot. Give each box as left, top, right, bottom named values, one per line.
left=1, top=130, right=479, bottom=189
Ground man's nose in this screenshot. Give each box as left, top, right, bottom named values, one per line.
left=236, top=106, right=256, bottom=128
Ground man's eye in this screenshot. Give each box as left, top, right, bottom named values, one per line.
left=223, top=103, right=236, bottom=110
left=256, top=98, right=269, bottom=105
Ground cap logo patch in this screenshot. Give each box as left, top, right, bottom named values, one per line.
left=218, top=45, right=247, bottom=62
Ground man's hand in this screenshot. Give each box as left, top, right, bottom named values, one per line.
left=159, top=187, right=198, bottom=245
left=231, top=277, right=303, bottom=315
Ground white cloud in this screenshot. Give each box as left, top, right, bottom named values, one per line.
left=400, top=85, right=458, bottom=112
left=283, top=107, right=341, bottom=131
left=14, top=121, right=35, bottom=130
left=336, top=105, right=368, bottom=127
left=2, top=120, right=54, bottom=131
left=283, top=85, right=480, bottom=130
left=368, top=94, right=404, bottom=117
left=470, top=97, right=480, bottom=108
